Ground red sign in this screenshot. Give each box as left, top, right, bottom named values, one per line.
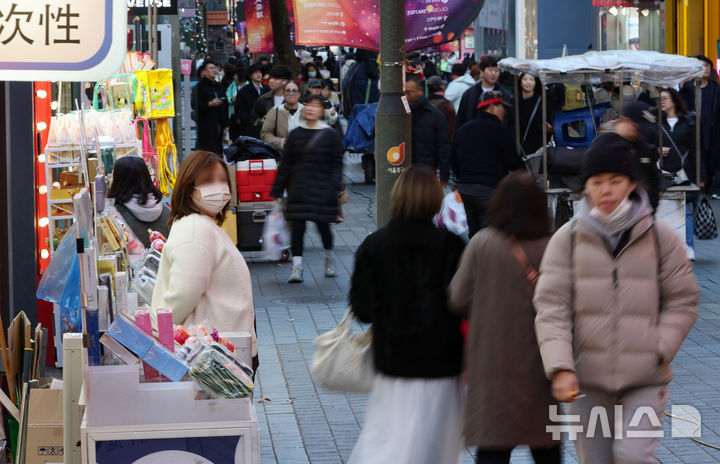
left=180, top=59, right=192, bottom=75
left=245, top=0, right=273, bottom=53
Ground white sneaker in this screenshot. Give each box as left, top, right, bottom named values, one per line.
left=686, top=246, right=696, bottom=261
left=325, top=257, right=337, bottom=277
left=288, top=265, right=304, bottom=283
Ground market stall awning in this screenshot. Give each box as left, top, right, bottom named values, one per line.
left=499, top=50, right=705, bottom=88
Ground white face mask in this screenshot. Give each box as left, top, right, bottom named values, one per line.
left=193, top=183, right=231, bottom=215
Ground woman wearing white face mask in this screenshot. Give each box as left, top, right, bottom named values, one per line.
left=152, top=151, right=258, bottom=369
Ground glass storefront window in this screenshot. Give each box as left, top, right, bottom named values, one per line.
left=600, top=4, right=664, bottom=52
left=473, top=0, right=516, bottom=57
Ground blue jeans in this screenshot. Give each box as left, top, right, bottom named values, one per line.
left=686, top=202, right=694, bottom=248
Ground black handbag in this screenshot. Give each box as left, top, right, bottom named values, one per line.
left=694, top=194, right=718, bottom=240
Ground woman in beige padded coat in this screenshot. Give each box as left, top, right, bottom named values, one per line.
left=534, top=133, right=699, bottom=464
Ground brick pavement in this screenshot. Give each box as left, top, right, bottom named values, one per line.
left=245, top=156, right=720, bottom=463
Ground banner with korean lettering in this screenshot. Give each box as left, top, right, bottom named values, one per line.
left=293, top=0, right=484, bottom=52
left=0, top=0, right=127, bottom=81
left=245, top=0, right=273, bottom=53
left=236, top=21, right=247, bottom=50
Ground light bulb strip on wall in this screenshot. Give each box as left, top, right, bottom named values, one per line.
left=33, top=82, right=52, bottom=273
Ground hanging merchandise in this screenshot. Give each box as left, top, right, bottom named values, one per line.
left=155, top=119, right=177, bottom=196
left=134, top=118, right=159, bottom=185
left=146, top=69, right=175, bottom=120
left=134, top=70, right=152, bottom=120
left=92, top=75, right=136, bottom=112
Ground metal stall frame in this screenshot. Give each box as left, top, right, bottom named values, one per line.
left=500, top=50, right=707, bottom=235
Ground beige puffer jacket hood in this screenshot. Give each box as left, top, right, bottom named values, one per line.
left=534, top=213, right=699, bottom=393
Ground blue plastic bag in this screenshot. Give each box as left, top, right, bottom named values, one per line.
left=37, top=224, right=82, bottom=331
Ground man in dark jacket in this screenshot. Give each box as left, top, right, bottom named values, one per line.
left=451, top=91, right=524, bottom=237
left=196, top=60, right=228, bottom=154
left=603, top=101, right=661, bottom=210
left=427, top=75, right=456, bottom=142
left=234, top=63, right=270, bottom=139
left=679, top=55, right=720, bottom=194
left=455, top=55, right=513, bottom=130
left=405, top=74, right=451, bottom=184
left=253, top=65, right=292, bottom=124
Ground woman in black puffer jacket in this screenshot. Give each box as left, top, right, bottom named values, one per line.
left=660, top=87, right=699, bottom=259
left=270, top=94, right=344, bottom=283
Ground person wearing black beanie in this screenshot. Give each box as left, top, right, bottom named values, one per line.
left=601, top=101, right=661, bottom=210
left=581, top=132, right=639, bottom=182
left=534, top=130, right=699, bottom=464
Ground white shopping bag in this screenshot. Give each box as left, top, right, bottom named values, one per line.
left=434, top=191, right=468, bottom=236
left=262, top=206, right=290, bottom=260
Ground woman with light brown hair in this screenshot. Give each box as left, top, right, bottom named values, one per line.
left=348, top=165, right=465, bottom=464
left=152, top=151, right=258, bottom=367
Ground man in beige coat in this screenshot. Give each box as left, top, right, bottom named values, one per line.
left=534, top=133, right=699, bottom=464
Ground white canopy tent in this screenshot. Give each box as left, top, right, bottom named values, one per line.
left=499, top=50, right=705, bottom=88
left=497, top=50, right=707, bottom=187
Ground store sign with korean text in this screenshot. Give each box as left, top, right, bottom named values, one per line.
left=127, top=0, right=178, bottom=16
left=0, top=0, right=127, bottom=81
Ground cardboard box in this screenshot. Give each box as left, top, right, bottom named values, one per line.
left=228, top=164, right=238, bottom=207
left=221, top=208, right=238, bottom=246
left=26, top=385, right=64, bottom=464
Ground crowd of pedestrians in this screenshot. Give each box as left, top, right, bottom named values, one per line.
left=174, top=45, right=719, bottom=463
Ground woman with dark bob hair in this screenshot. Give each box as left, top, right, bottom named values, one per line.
left=107, top=156, right=170, bottom=248
left=449, top=171, right=561, bottom=463
left=348, top=165, right=466, bottom=463
left=152, top=151, right=258, bottom=369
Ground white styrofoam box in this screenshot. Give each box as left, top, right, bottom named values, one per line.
left=236, top=159, right=277, bottom=171
left=222, top=332, right=253, bottom=367
left=85, top=364, right=254, bottom=428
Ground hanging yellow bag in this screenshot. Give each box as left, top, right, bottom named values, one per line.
left=147, top=69, right=175, bottom=120
left=134, top=70, right=152, bottom=119
left=155, top=119, right=177, bottom=196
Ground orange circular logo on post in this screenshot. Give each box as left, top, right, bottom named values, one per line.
left=386, top=142, right=406, bottom=166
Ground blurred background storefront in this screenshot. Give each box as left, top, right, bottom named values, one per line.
left=665, top=0, right=719, bottom=68
left=510, top=0, right=718, bottom=69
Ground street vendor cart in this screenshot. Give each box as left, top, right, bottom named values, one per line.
left=498, top=50, right=706, bottom=240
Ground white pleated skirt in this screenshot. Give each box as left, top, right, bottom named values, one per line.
left=348, top=374, right=464, bottom=464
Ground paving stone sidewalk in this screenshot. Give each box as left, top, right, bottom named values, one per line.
left=245, top=155, right=720, bottom=464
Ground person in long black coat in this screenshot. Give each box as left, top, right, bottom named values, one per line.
left=196, top=60, right=228, bottom=155
left=234, top=63, right=270, bottom=139
left=679, top=55, right=720, bottom=193
left=270, top=95, right=344, bottom=284
left=405, top=75, right=451, bottom=184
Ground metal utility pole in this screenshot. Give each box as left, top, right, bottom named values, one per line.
left=375, top=0, right=412, bottom=228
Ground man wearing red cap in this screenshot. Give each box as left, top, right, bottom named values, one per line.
left=450, top=91, right=525, bottom=237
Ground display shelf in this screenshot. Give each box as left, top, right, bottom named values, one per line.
left=45, top=161, right=81, bottom=169
left=48, top=198, right=75, bottom=204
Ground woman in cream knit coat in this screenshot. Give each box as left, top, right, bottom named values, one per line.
left=152, top=151, right=257, bottom=368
